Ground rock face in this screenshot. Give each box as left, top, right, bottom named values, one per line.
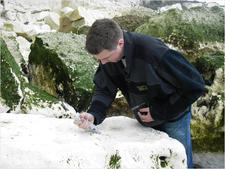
left=28, top=32, right=98, bottom=111
left=0, top=113, right=187, bottom=169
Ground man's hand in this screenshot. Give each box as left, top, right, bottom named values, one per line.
left=74, top=112, right=94, bottom=129
left=138, top=107, right=154, bottom=123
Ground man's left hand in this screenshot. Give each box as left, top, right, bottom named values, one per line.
left=138, top=107, right=154, bottom=123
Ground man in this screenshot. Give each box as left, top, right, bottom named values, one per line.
left=75, top=19, right=205, bottom=168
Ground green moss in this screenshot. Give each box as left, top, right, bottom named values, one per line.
left=77, top=25, right=90, bottom=35
left=109, top=151, right=121, bottom=169
left=0, top=38, right=22, bottom=109
left=21, top=84, right=58, bottom=112
left=194, top=52, right=224, bottom=85
left=113, top=15, right=150, bottom=32
left=191, top=123, right=224, bottom=152
left=136, top=7, right=224, bottom=55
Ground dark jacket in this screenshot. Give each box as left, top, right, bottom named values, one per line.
left=87, top=32, right=205, bottom=126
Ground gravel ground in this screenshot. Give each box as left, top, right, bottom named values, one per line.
left=193, top=152, right=224, bottom=168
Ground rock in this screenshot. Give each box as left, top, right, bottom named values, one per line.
left=0, top=37, right=23, bottom=111
left=3, top=0, right=60, bottom=13
left=36, top=11, right=50, bottom=22
left=207, top=2, right=221, bottom=8
left=28, top=32, right=98, bottom=111
left=136, top=6, right=224, bottom=59
left=0, top=4, right=3, bottom=15
left=6, top=21, right=52, bottom=41
left=113, top=15, right=150, bottom=32
left=191, top=68, right=224, bottom=152
left=194, top=51, right=224, bottom=85
left=16, top=36, right=31, bottom=62
left=0, top=113, right=187, bottom=169
left=44, top=12, right=60, bottom=30
left=1, top=32, right=25, bottom=70
left=59, top=6, right=86, bottom=33
left=63, top=6, right=85, bottom=21
left=159, top=3, right=183, bottom=13
left=0, top=33, right=66, bottom=114
left=182, top=2, right=203, bottom=10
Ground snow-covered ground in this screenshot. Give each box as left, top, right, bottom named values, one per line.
left=0, top=112, right=187, bottom=169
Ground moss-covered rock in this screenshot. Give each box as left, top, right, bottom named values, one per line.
left=21, top=84, right=58, bottom=112
left=0, top=37, right=23, bottom=110
left=113, top=15, right=150, bottom=32
left=136, top=7, right=224, bottom=58
left=0, top=36, right=62, bottom=113
left=194, top=51, right=224, bottom=85
left=192, top=68, right=224, bottom=152
left=29, top=32, right=98, bottom=111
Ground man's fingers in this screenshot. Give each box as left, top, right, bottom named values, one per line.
left=78, top=119, right=90, bottom=129
left=138, top=111, right=153, bottom=122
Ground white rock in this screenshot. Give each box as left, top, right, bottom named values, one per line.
left=160, top=3, right=183, bottom=13
left=62, top=6, right=86, bottom=21
left=182, top=2, right=203, bottom=9
left=4, top=0, right=58, bottom=12
left=60, top=6, right=74, bottom=17
left=207, top=2, right=221, bottom=8
left=0, top=98, right=10, bottom=113
left=0, top=113, right=187, bottom=169
left=0, top=18, right=5, bottom=29
left=5, top=11, right=17, bottom=21
left=44, top=12, right=60, bottom=30
left=16, top=36, right=31, bottom=62
left=36, top=11, right=50, bottom=21
left=0, top=4, right=3, bottom=15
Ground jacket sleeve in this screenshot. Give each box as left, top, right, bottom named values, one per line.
left=149, top=49, right=205, bottom=121
left=87, top=66, right=117, bottom=125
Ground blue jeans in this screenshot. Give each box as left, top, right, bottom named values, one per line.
left=153, top=111, right=193, bottom=168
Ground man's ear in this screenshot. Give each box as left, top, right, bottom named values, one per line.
left=117, top=38, right=124, bottom=48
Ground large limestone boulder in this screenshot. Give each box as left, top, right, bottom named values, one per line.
left=28, top=32, right=98, bottom=111
left=0, top=113, right=187, bottom=169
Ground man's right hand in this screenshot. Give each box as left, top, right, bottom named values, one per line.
left=75, top=112, right=95, bottom=129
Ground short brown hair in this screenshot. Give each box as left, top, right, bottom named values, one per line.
left=85, top=19, right=123, bottom=55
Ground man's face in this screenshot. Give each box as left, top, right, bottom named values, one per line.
left=94, top=39, right=124, bottom=64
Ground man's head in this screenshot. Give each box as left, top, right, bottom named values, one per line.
left=85, top=19, right=124, bottom=64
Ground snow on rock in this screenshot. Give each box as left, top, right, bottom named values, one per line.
left=0, top=113, right=187, bottom=169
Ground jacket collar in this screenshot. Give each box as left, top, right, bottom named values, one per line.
left=123, top=31, right=134, bottom=76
